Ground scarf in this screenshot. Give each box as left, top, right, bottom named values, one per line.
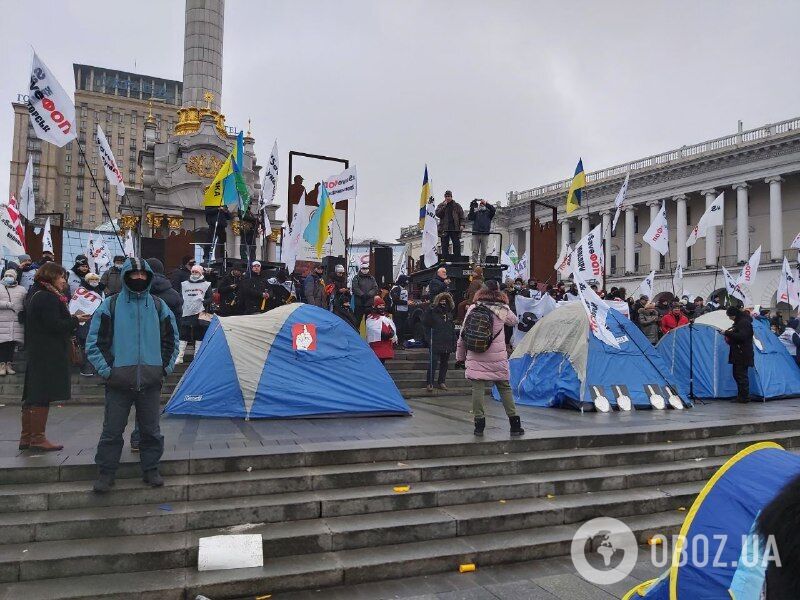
left=41, top=281, right=68, bottom=304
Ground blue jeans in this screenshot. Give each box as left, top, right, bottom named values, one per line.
left=95, top=386, right=163, bottom=475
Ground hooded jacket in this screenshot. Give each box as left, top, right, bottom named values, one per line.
left=100, top=263, right=124, bottom=296
left=145, top=258, right=183, bottom=324
left=422, top=292, right=456, bottom=353
left=86, top=258, right=179, bottom=391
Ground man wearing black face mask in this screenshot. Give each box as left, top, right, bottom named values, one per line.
left=86, top=258, right=179, bottom=493
left=422, top=292, right=456, bottom=392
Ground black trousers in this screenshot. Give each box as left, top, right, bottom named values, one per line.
left=0, top=341, right=15, bottom=362
left=95, top=386, right=164, bottom=475
left=393, top=311, right=408, bottom=341
left=427, top=351, right=450, bottom=385
left=353, top=306, right=368, bottom=331
left=732, top=363, right=750, bottom=402
left=440, top=232, right=461, bottom=258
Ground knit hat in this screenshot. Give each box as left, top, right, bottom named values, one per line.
left=251, top=261, right=261, bottom=267
left=145, top=257, right=165, bottom=274
left=3, top=269, right=17, bottom=278
left=17, top=254, right=31, bottom=262
left=335, top=264, right=345, bottom=273
left=373, top=295, right=385, bottom=307
left=74, top=255, right=88, bottom=266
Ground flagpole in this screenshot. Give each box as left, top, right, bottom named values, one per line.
left=76, top=142, right=126, bottom=254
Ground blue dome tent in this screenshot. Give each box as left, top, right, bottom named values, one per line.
left=656, top=311, right=800, bottom=401
left=508, top=302, right=689, bottom=412
left=623, top=442, right=800, bottom=600
left=165, top=304, right=411, bottom=419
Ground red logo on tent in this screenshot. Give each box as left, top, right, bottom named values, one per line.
left=292, top=323, right=317, bottom=351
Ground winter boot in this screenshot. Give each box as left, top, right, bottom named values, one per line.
left=193, top=341, right=202, bottom=359
left=18, top=408, right=32, bottom=449
left=175, top=340, right=187, bottom=365
left=29, top=407, right=63, bottom=451
left=92, top=472, right=115, bottom=494
left=143, top=470, right=164, bottom=487
left=6, top=362, right=17, bottom=375
left=473, top=417, right=486, bottom=437
left=509, top=415, right=525, bottom=437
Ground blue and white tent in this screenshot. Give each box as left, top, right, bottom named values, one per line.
left=509, top=302, right=689, bottom=412
left=165, top=304, right=411, bottom=419
left=657, top=311, right=800, bottom=400
left=624, top=442, right=800, bottom=600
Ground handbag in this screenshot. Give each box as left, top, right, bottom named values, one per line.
left=69, top=337, right=83, bottom=366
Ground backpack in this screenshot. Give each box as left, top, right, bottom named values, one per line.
left=460, top=304, right=501, bottom=353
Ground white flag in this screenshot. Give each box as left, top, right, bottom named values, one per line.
left=422, top=197, right=439, bottom=269
left=325, top=165, right=357, bottom=203
left=554, top=243, right=572, bottom=278
left=27, top=52, right=76, bottom=147
left=722, top=265, right=745, bottom=304
left=511, top=294, right=558, bottom=347
left=791, top=232, right=800, bottom=250
left=733, top=246, right=761, bottom=307
left=777, top=257, right=800, bottom=309
left=570, top=224, right=604, bottom=286
left=687, top=192, right=724, bottom=247
left=96, top=125, right=125, bottom=196
left=673, top=264, right=684, bottom=297
left=282, top=192, right=310, bottom=273
left=86, top=234, right=110, bottom=274
left=397, top=246, right=408, bottom=277
left=500, top=249, right=514, bottom=281
left=643, top=202, right=669, bottom=255
left=18, top=156, right=36, bottom=221
left=42, top=216, right=53, bottom=253
left=638, top=270, right=656, bottom=299
left=515, top=250, right=529, bottom=281
left=0, top=200, right=27, bottom=256
left=574, top=266, right=620, bottom=349
left=123, top=229, right=135, bottom=258
left=259, top=140, right=278, bottom=232
left=611, top=172, right=629, bottom=235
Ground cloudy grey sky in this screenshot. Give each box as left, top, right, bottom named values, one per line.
left=2, top=0, right=799, bottom=241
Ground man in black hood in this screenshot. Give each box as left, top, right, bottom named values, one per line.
left=68, top=255, right=90, bottom=295
left=145, top=258, right=183, bottom=324
left=169, top=255, right=194, bottom=293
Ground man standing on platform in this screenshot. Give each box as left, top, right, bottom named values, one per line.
left=436, top=191, right=464, bottom=258
left=86, top=258, right=179, bottom=493
left=467, top=198, right=495, bottom=264
left=725, top=306, right=755, bottom=404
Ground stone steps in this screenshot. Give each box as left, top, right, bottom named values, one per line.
left=0, top=510, right=684, bottom=599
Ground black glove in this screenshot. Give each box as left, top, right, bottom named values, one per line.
left=454, top=360, right=466, bottom=370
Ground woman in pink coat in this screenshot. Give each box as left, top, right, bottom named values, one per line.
left=456, top=280, right=524, bottom=437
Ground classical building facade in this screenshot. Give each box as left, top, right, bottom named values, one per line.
left=8, top=65, right=185, bottom=228
left=400, top=117, right=800, bottom=307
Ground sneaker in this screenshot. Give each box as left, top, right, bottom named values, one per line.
left=92, top=474, right=115, bottom=494
left=5, top=363, right=16, bottom=375
left=437, top=383, right=448, bottom=391
left=425, top=384, right=434, bottom=393
left=143, top=470, right=164, bottom=487
left=80, top=370, right=94, bottom=377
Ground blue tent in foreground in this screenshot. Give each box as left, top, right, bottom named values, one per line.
left=509, top=302, right=689, bottom=412
left=657, top=311, right=800, bottom=400
left=165, top=304, right=411, bottom=419
left=623, top=442, right=800, bottom=600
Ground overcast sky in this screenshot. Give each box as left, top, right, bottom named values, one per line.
left=2, top=0, right=799, bottom=241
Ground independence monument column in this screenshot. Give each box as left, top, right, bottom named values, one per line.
left=182, top=0, right=225, bottom=112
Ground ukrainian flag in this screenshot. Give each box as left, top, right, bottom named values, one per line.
left=565, top=158, right=586, bottom=215
left=203, top=155, right=233, bottom=207
left=303, top=182, right=336, bottom=258
left=418, top=165, right=430, bottom=228
left=223, top=132, right=250, bottom=212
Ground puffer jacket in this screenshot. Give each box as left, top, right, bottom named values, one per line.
left=456, top=288, right=518, bottom=381
left=0, top=282, right=26, bottom=343
left=303, top=272, right=326, bottom=308
left=86, top=258, right=179, bottom=391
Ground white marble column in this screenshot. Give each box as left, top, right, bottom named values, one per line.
left=601, top=211, right=611, bottom=265
left=625, top=206, right=636, bottom=274
left=522, top=226, right=531, bottom=255
left=732, top=182, right=749, bottom=263
left=647, top=201, right=660, bottom=272
left=674, top=194, right=688, bottom=268
left=766, top=176, right=784, bottom=261
left=701, top=189, right=718, bottom=267
left=581, top=216, right=590, bottom=239
left=560, top=218, right=570, bottom=248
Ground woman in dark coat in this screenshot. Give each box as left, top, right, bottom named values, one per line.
left=724, top=306, right=754, bottom=404
left=422, top=292, right=456, bottom=392
left=20, top=263, right=86, bottom=451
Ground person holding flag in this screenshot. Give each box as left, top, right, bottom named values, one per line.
left=303, top=181, right=336, bottom=258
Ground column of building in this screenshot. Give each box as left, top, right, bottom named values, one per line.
left=701, top=189, right=718, bottom=267
left=624, top=206, right=636, bottom=274
left=766, top=176, right=784, bottom=261
left=674, top=194, right=688, bottom=268
left=732, top=182, right=749, bottom=263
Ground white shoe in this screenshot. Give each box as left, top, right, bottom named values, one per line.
left=5, top=363, right=15, bottom=375
left=175, top=341, right=187, bottom=365
left=0, top=363, right=7, bottom=376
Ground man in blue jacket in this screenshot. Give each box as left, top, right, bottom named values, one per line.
left=86, top=258, right=179, bottom=493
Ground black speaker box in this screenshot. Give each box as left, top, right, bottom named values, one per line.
left=372, top=246, right=394, bottom=289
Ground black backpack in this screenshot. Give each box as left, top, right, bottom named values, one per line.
left=460, top=304, right=501, bottom=353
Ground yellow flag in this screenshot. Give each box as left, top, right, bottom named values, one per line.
left=565, top=158, right=585, bottom=215
left=203, top=156, right=233, bottom=206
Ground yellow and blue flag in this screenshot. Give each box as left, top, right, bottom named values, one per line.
left=303, top=182, right=336, bottom=258
left=223, top=131, right=250, bottom=212
left=203, top=155, right=233, bottom=206
left=418, top=165, right=430, bottom=228
left=565, top=158, right=585, bottom=214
